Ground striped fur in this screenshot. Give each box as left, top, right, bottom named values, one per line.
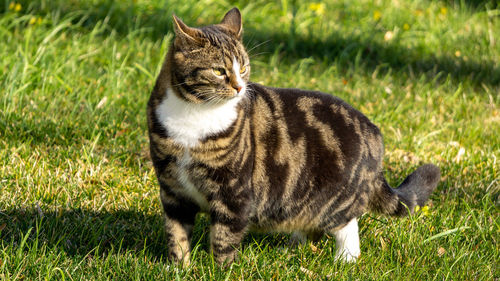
left=147, top=8, right=441, bottom=266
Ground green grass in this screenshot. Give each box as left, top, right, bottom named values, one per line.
left=0, top=0, right=498, bottom=279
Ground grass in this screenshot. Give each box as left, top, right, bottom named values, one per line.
left=0, top=0, right=498, bottom=279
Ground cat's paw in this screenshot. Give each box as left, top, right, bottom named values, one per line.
left=334, top=249, right=360, bottom=263
left=333, top=218, right=360, bottom=263
left=214, top=250, right=238, bottom=267
left=168, top=251, right=191, bottom=268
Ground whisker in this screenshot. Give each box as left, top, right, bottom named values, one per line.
left=249, top=52, right=270, bottom=58
left=172, top=81, right=189, bottom=87
left=247, top=39, right=271, bottom=54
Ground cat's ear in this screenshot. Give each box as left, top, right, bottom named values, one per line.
left=172, top=14, right=204, bottom=47
left=220, top=7, right=242, bottom=40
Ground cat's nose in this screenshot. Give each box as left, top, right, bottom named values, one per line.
left=229, top=75, right=243, bottom=93
left=232, top=84, right=243, bottom=93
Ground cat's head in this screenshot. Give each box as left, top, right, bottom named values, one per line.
left=169, top=8, right=250, bottom=104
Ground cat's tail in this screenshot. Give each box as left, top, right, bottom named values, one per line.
left=370, top=164, right=441, bottom=216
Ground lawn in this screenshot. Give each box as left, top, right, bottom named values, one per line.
left=0, top=0, right=498, bottom=279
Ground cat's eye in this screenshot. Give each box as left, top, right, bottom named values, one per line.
left=240, top=65, right=248, bottom=74
left=213, top=68, right=226, bottom=77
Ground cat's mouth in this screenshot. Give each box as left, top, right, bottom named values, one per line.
left=216, top=88, right=245, bottom=99
left=193, top=91, right=238, bottom=104
left=192, top=87, right=244, bottom=104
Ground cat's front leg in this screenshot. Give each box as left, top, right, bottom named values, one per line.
left=209, top=198, right=250, bottom=265
left=164, top=217, right=193, bottom=267
left=160, top=188, right=199, bottom=267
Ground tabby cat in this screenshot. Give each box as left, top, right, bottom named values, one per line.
left=147, top=8, right=441, bottom=266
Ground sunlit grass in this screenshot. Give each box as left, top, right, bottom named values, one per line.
left=0, top=0, right=498, bottom=279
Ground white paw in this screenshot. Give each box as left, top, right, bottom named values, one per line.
left=333, top=218, right=361, bottom=263
left=334, top=248, right=360, bottom=263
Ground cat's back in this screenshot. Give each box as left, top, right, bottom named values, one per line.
left=247, top=82, right=383, bottom=154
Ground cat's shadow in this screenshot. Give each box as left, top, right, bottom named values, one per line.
left=0, top=207, right=291, bottom=261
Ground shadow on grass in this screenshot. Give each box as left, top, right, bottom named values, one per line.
left=6, top=0, right=499, bottom=88
left=0, top=116, right=80, bottom=147
left=0, top=110, right=145, bottom=149
left=244, top=26, right=500, bottom=88
left=0, top=207, right=289, bottom=261
left=0, top=208, right=167, bottom=259
left=436, top=0, right=498, bottom=10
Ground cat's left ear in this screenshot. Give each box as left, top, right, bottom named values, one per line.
left=220, top=7, right=243, bottom=40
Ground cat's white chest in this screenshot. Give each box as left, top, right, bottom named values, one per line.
left=156, top=88, right=242, bottom=210
left=155, top=88, right=242, bottom=147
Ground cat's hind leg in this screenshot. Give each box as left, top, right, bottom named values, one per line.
left=289, top=229, right=324, bottom=246
left=289, top=231, right=307, bottom=246
left=331, top=218, right=360, bottom=262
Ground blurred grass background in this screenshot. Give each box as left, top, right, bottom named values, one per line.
left=0, top=0, right=498, bottom=279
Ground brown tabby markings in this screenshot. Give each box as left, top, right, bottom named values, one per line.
left=147, top=8, right=441, bottom=266
left=297, top=97, right=345, bottom=168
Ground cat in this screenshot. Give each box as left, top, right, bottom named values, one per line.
left=147, top=7, right=441, bottom=266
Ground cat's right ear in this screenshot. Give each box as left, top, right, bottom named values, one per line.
left=172, top=14, right=204, bottom=48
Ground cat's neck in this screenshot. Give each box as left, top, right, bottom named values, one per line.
left=155, top=87, right=243, bottom=147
